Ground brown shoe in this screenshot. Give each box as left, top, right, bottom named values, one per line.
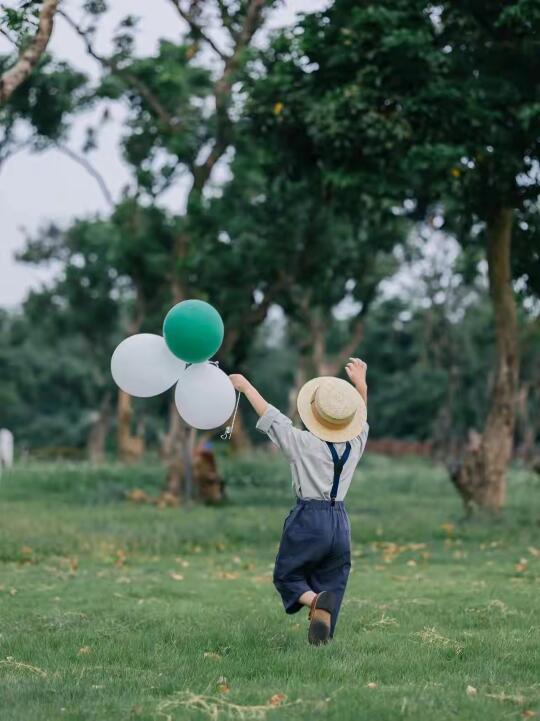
left=308, top=591, right=336, bottom=645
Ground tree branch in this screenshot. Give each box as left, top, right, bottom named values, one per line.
left=0, top=0, right=59, bottom=104
left=191, top=0, right=269, bottom=191
left=215, top=0, right=238, bottom=42
left=168, top=0, right=229, bottom=60
left=59, top=10, right=181, bottom=132
left=55, top=143, right=114, bottom=206
left=325, top=314, right=365, bottom=376
left=237, top=0, right=266, bottom=49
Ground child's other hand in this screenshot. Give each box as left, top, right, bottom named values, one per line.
left=345, top=357, right=367, bottom=386
left=229, top=374, right=249, bottom=392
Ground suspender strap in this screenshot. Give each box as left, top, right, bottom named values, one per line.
left=326, top=441, right=352, bottom=505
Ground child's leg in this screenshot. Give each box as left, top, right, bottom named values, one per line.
left=308, top=506, right=351, bottom=637
left=298, top=591, right=317, bottom=607
left=273, top=505, right=327, bottom=615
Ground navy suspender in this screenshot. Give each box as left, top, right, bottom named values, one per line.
left=326, top=441, right=352, bottom=505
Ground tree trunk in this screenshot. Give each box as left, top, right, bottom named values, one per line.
left=287, top=356, right=310, bottom=421
left=117, top=389, right=145, bottom=463
left=162, top=399, right=196, bottom=502
left=87, top=393, right=112, bottom=464
left=451, top=208, right=519, bottom=513
left=516, top=383, right=535, bottom=465
left=229, top=406, right=253, bottom=453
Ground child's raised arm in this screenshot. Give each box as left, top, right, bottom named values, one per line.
left=229, top=374, right=268, bottom=417
left=345, top=357, right=368, bottom=405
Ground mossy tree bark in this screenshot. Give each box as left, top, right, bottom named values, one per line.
left=451, top=208, right=519, bottom=513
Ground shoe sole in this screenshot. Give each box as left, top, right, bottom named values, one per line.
left=308, top=591, right=336, bottom=646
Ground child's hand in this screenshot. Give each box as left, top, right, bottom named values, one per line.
left=229, top=374, right=250, bottom=392
left=345, top=357, right=367, bottom=387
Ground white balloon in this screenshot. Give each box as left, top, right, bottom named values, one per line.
left=175, top=363, right=236, bottom=430
left=111, top=334, right=186, bottom=398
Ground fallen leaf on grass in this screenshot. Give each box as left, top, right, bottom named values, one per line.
left=367, top=682, right=378, bottom=689
left=466, top=686, right=477, bottom=697
left=157, top=492, right=180, bottom=508
left=203, top=652, right=221, bottom=661
left=528, top=547, right=540, bottom=558
left=169, top=572, right=184, bottom=581
left=522, top=711, right=537, bottom=718
left=515, top=559, right=528, bottom=573
left=217, top=676, right=230, bottom=694
left=126, top=488, right=152, bottom=504
left=77, top=647, right=92, bottom=656
left=267, top=694, right=286, bottom=706
left=215, top=571, right=239, bottom=580
left=441, top=523, right=455, bottom=535
left=115, top=549, right=127, bottom=568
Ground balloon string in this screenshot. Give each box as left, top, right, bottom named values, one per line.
left=221, top=391, right=241, bottom=441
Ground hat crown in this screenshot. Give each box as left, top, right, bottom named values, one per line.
left=314, top=379, right=357, bottom=425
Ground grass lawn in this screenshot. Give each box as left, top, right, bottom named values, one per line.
left=0, top=452, right=539, bottom=721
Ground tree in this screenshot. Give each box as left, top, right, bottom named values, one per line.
left=17, top=217, right=126, bottom=461
left=259, top=0, right=540, bottom=512
left=0, top=0, right=59, bottom=104
left=57, top=0, right=277, bottom=497
left=209, top=141, right=401, bottom=418
left=204, top=24, right=410, bottom=420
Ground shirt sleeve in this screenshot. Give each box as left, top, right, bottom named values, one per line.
left=357, top=422, right=369, bottom=457
left=256, top=404, right=303, bottom=460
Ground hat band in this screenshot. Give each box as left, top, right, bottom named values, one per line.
left=310, top=396, right=356, bottom=428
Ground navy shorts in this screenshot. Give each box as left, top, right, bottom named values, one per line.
left=273, top=498, right=352, bottom=636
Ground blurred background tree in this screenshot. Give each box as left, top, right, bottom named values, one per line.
left=0, top=0, right=538, bottom=513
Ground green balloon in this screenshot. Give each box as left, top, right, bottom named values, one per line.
left=162, top=300, right=224, bottom=363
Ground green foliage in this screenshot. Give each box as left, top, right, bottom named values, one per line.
left=0, top=1, right=44, bottom=38
left=1, top=0, right=539, bottom=458
left=97, top=40, right=213, bottom=195
left=0, top=202, right=180, bottom=447
left=0, top=54, right=87, bottom=156
left=249, top=0, right=540, bottom=291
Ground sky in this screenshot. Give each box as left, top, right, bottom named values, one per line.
left=0, top=0, right=329, bottom=309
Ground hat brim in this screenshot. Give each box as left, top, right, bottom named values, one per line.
left=297, top=376, right=367, bottom=443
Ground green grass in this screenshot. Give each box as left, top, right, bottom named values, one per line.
left=0, top=453, right=539, bottom=721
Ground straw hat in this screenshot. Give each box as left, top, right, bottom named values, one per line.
left=297, top=376, right=367, bottom=443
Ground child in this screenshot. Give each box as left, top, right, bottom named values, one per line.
left=229, top=358, right=369, bottom=645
